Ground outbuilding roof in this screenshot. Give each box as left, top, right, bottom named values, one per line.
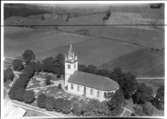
left=68, top=71, right=119, bottom=91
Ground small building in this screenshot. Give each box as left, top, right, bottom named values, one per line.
left=64, top=43, right=119, bottom=101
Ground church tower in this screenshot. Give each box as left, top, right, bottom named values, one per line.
left=65, top=42, right=78, bottom=87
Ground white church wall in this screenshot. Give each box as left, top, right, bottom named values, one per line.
left=67, top=83, right=84, bottom=96
left=85, top=87, right=105, bottom=101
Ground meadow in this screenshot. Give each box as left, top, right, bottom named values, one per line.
left=4, top=4, right=164, bottom=77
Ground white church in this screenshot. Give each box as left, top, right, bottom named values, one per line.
left=64, top=43, right=119, bottom=101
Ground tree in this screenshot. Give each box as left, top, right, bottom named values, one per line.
left=110, top=67, right=124, bottom=83
left=87, top=65, right=97, bottom=74
left=78, top=64, right=88, bottom=72
left=23, top=90, right=35, bottom=104
left=152, top=86, right=164, bottom=110
left=72, top=102, right=84, bottom=116
left=55, top=53, right=65, bottom=75
left=42, top=57, right=57, bottom=73
left=83, top=100, right=110, bottom=116
left=34, top=61, right=42, bottom=72
left=133, top=104, right=145, bottom=116
left=4, top=68, right=14, bottom=82
left=9, top=87, right=25, bottom=101
left=12, top=59, right=24, bottom=71
left=54, top=98, right=71, bottom=114
left=37, top=93, right=47, bottom=108
left=122, top=72, right=138, bottom=99
left=103, top=10, right=111, bottom=21
left=107, top=89, right=124, bottom=111
left=22, top=49, right=35, bottom=64
left=45, top=96, right=55, bottom=111
left=104, top=92, right=115, bottom=99
left=96, top=69, right=110, bottom=77
left=142, top=101, right=154, bottom=116
left=45, top=75, right=52, bottom=85
left=111, top=68, right=138, bottom=99
left=132, top=83, right=153, bottom=104
left=22, top=63, right=35, bottom=79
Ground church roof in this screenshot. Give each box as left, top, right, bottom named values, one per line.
left=68, top=71, right=119, bottom=91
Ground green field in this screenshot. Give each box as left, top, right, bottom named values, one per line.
left=102, top=48, right=164, bottom=76
left=4, top=4, right=164, bottom=77
left=4, top=26, right=139, bottom=66
left=4, top=25, right=164, bottom=77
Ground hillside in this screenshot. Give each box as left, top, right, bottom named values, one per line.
left=4, top=4, right=49, bottom=19
left=4, top=26, right=139, bottom=66
left=101, top=48, right=164, bottom=77
left=4, top=4, right=164, bottom=77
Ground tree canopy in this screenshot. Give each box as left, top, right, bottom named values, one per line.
left=22, top=49, right=35, bottom=64
left=4, top=68, right=14, bottom=82
left=132, top=83, right=153, bottom=104
left=23, top=90, right=35, bottom=104
left=152, top=86, right=164, bottom=110
left=12, top=59, right=24, bottom=71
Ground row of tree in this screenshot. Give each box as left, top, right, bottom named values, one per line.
left=12, top=50, right=65, bottom=76
left=36, top=91, right=123, bottom=116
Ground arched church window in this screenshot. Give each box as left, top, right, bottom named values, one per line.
left=77, top=85, right=80, bottom=91
left=68, top=64, right=71, bottom=69
left=97, top=91, right=100, bottom=97
left=90, top=88, right=93, bottom=95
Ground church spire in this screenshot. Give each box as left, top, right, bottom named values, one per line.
left=68, top=40, right=74, bottom=57
left=69, top=41, right=73, bottom=55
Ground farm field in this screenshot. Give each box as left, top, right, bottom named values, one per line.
left=102, top=48, right=164, bottom=76
left=4, top=26, right=139, bottom=66
left=4, top=4, right=164, bottom=77
left=4, top=25, right=164, bottom=77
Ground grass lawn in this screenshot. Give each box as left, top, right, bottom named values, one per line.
left=27, top=78, right=42, bottom=89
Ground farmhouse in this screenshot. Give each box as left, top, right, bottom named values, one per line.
left=64, top=43, right=119, bottom=101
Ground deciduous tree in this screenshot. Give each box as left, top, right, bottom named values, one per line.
left=12, top=59, right=24, bottom=71
left=4, top=68, right=14, bottom=82
left=37, top=93, right=47, bottom=108
left=132, top=83, right=153, bottom=104
left=22, top=49, right=35, bottom=64
left=23, top=90, right=35, bottom=104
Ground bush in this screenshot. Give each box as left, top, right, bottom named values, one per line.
left=37, top=93, right=47, bottom=108
left=107, top=89, right=124, bottom=111
left=152, top=86, right=164, bottom=110
left=22, top=49, right=35, bottom=64
left=74, top=100, right=111, bottom=116
left=9, top=87, right=25, bottom=101
left=45, top=96, right=55, bottom=111
left=132, top=83, right=153, bottom=104
left=23, top=90, right=35, bottom=104
left=133, top=104, right=145, bottom=116
left=4, top=68, right=14, bottom=82
left=72, top=103, right=84, bottom=116
left=54, top=98, right=71, bottom=114
left=58, top=84, right=62, bottom=89
left=12, top=59, right=24, bottom=71
left=142, top=102, right=154, bottom=116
